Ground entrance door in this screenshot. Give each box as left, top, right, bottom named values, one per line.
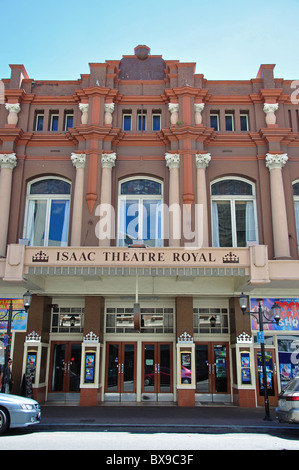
left=254, top=348, right=278, bottom=406
left=195, top=342, right=230, bottom=403
left=105, top=342, right=136, bottom=402
left=48, top=342, right=81, bottom=402
left=142, top=343, right=173, bottom=401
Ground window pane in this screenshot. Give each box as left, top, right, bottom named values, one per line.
left=48, top=200, right=70, bottom=246
left=65, top=115, right=73, bottom=129
left=30, top=179, right=71, bottom=195
left=225, top=114, right=233, bottom=131
left=235, top=201, right=246, bottom=247
left=51, top=115, right=59, bottom=131
left=240, top=115, right=248, bottom=131
left=210, top=114, right=219, bottom=130
left=211, top=179, right=252, bottom=196
left=36, top=115, right=44, bottom=131
left=214, top=201, right=232, bottom=247
left=137, top=114, right=146, bottom=131
left=119, top=199, right=139, bottom=245
left=123, top=115, right=131, bottom=131
left=152, top=114, right=161, bottom=131
left=28, top=200, right=47, bottom=246
left=142, top=200, right=162, bottom=246
left=121, top=179, right=161, bottom=195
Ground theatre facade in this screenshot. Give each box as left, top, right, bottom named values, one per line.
left=1, top=45, right=299, bottom=407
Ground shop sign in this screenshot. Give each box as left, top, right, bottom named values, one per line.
left=26, top=247, right=247, bottom=267
left=0, top=299, right=28, bottom=332
left=250, top=298, right=299, bottom=331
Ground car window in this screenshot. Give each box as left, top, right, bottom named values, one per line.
left=282, top=378, right=299, bottom=392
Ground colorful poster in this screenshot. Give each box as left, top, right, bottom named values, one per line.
left=250, top=298, right=299, bottom=331
left=0, top=299, right=28, bottom=331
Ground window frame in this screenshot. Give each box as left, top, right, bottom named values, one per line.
left=240, top=112, right=249, bottom=131
left=152, top=112, right=161, bottom=131
left=122, top=112, right=132, bottom=131
left=225, top=112, right=234, bottom=131
left=137, top=110, right=147, bottom=131
left=211, top=177, right=258, bottom=248
left=23, top=176, right=71, bottom=247
left=35, top=112, right=44, bottom=131
left=210, top=112, right=219, bottom=131
left=64, top=112, right=74, bottom=131
left=117, top=177, right=163, bottom=247
left=49, top=111, right=59, bottom=131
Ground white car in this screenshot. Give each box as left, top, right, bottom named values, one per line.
left=0, top=393, right=41, bottom=434
left=276, top=377, right=299, bottom=424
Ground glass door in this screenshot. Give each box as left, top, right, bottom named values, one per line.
left=195, top=342, right=230, bottom=402
left=48, top=342, right=81, bottom=402
left=105, top=342, right=136, bottom=401
left=254, top=348, right=278, bottom=406
left=142, top=343, right=173, bottom=401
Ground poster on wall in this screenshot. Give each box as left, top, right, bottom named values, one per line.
left=250, top=298, right=299, bottom=331
left=0, top=299, right=28, bottom=331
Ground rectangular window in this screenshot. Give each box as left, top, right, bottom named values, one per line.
left=152, top=112, right=161, bottom=131
left=210, top=112, right=219, bottom=131
left=35, top=113, right=44, bottom=131
left=225, top=112, right=234, bottom=131
left=137, top=111, right=146, bottom=131
left=50, top=112, right=59, bottom=131
left=123, top=112, right=132, bottom=131
left=64, top=112, right=74, bottom=130
left=240, top=112, right=249, bottom=131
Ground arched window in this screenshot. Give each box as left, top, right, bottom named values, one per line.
left=118, top=177, right=163, bottom=247
left=293, top=181, right=299, bottom=252
left=23, top=177, right=71, bottom=247
left=211, top=178, right=258, bottom=247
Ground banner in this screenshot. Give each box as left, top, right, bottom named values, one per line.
left=250, top=298, right=299, bottom=331
left=0, top=299, right=28, bottom=331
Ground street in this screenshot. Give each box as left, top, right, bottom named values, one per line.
left=1, top=428, right=299, bottom=451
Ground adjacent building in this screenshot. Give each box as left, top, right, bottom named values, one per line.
left=1, top=45, right=299, bottom=407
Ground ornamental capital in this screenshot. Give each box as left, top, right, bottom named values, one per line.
left=168, top=103, right=179, bottom=114
left=104, top=103, right=115, bottom=114
left=101, top=152, right=116, bottom=169
left=195, top=153, right=211, bottom=169
left=263, top=103, right=279, bottom=114
left=0, top=153, right=17, bottom=169
left=71, top=153, right=86, bottom=169
left=165, top=153, right=180, bottom=169
left=194, top=103, right=205, bottom=113
left=5, top=103, right=21, bottom=114
left=265, top=153, right=288, bottom=170
left=79, top=103, right=89, bottom=113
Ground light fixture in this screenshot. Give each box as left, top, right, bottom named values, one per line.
left=23, top=290, right=32, bottom=312
left=210, top=316, right=216, bottom=328
left=238, top=292, right=247, bottom=314
left=271, top=301, right=281, bottom=326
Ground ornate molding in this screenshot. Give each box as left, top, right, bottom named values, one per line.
left=263, top=103, right=279, bottom=114
left=195, top=153, right=211, bottom=169
left=79, top=103, right=89, bottom=124
left=0, top=153, right=17, bottom=170
left=5, top=103, right=21, bottom=114
left=101, top=152, right=116, bottom=169
left=25, top=331, right=41, bottom=343
left=165, top=152, right=180, bottom=169
left=265, top=153, right=288, bottom=170
left=194, top=103, right=205, bottom=124
left=83, top=331, right=99, bottom=343
left=177, top=332, right=193, bottom=344
left=168, top=103, right=179, bottom=125
left=71, top=153, right=86, bottom=169
left=236, top=332, right=252, bottom=344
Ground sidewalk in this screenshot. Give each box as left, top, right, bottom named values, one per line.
left=38, top=404, right=299, bottom=433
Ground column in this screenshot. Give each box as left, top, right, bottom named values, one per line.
left=194, top=103, right=205, bottom=125
left=263, top=103, right=279, bottom=126
left=5, top=103, right=21, bottom=126
left=196, top=153, right=211, bottom=247
left=168, top=103, right=179, bottom=125
left=165, top=153, right=180, bottom=246
left=104, top=103, right=115, bottom=125
left=0, top=154, right=17, bottom=256
left=97, top=153, right=116, bottom=246
left=79, top=103, right=89, bottom=125
left=70, top=153, right=86, bottom=246
left=265, top=153, right=290, bottom=258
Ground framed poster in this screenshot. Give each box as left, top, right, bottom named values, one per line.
left=84, top=352, right=95, bottom=383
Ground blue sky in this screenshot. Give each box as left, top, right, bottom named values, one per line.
left=0, top=0, right=298, bottom=82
